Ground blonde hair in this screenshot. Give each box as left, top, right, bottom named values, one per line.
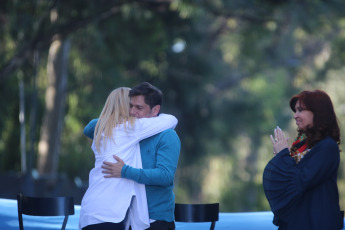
left=94, top=87, right=136, bottom=152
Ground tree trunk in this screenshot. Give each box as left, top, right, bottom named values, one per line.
left=28, top=50, right=39, bottom=174
left=19, top=77, right=26, bottom=174
left=37, top=38, right=70, bottom=177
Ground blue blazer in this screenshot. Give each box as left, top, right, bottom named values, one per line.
left=263, top=136, right=343, bottom=230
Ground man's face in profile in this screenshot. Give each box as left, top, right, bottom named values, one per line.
left=129, top=95, right=159, bottom=118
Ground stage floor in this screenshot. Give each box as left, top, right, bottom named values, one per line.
left=0, top=198, right=278, bottom=230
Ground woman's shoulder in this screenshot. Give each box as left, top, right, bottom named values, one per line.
left=318, top=136, right=338, bottom=145
left=313, top=136, right=339, bottom=152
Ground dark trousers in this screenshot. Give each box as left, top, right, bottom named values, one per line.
left=146, top=220, right=175, bottom=230
left=128, top=220, right=175, bottom=230
left=82, top=221, right=126, bottom=230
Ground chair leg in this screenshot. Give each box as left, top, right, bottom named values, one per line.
left=61, top=215, right=69, bottom=230
left=17, top=195, right=24, bottom=230
left=18, top=213, right=24, bottom=230
left=210, top=221, right=216, bottom=230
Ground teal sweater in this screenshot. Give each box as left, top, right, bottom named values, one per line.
left=83, top=119, right=181, bottom=222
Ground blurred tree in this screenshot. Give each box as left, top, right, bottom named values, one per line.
left=1, top=0, right=345, bottom=211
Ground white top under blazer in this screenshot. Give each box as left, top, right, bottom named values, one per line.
left=79, top=114, right=178, bottom=230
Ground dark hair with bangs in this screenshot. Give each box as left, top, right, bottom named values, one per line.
left=289, top=90, right=340, bottom=148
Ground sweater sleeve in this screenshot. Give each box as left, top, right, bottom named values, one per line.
left=83, top=119, right=98, bottom=139
left=132, top=114, right=178, bottom=141
left=83, top=114, right=177, bottom=141
left=263, top=137, right=340, bottom=221
left=121, top=130, right=181, bottom=186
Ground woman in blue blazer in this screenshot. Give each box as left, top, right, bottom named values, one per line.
left=263, top=90, right=343, bottom=230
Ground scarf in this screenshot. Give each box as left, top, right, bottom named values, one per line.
left=290, top=133, right=309, bottom=164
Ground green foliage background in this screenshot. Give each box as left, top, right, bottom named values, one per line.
left=1, top=0, right=345, bottom=212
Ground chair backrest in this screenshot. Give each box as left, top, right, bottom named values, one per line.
left=17, top=194, right=75, bottom=230
left=175, top=203, right=219, bottom=230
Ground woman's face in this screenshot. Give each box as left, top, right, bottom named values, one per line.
left=293, top=100, right=314, bottom=131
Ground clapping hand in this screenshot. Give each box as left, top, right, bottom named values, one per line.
left=270, top=126, right=289, bottom=155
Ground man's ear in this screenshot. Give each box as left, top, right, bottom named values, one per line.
left=152, top=105, right=161, bottom=116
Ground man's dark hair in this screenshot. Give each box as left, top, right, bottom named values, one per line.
left=129, top=82, right=163, bottom=109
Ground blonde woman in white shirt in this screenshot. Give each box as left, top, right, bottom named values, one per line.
left=79, top=87, right=178, bottom=230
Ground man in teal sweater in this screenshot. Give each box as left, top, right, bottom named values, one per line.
left=83, top=82, right=181, bottom=230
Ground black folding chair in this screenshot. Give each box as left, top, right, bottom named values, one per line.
left=17, top=194, right=75, bottom=230
left=175, top=203, right=219, bottom=230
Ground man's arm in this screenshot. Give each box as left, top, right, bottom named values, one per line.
left=83, top=119, right=98, bottom=139
left=102, top=130, right=181, bottom=186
